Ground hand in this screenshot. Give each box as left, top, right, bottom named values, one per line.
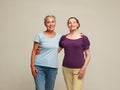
left=77, top=68, right=86, bottom=79
left=31, top=66, right=38, bottom=77
left=36, top=48, right=40, bottom=55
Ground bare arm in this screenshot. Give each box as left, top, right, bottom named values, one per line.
left=30, top=42, right=39, bottom=77
left=78, top=48, right=91, bottom=79
left=82, top=49, right=91, bottom=69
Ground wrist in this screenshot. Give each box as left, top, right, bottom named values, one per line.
left=82, top=66, right=86, bottom=70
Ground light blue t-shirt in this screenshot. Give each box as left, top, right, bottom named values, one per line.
left=34, top=32, right=61, bottom=68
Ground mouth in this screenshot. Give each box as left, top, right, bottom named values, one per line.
left=48, top=26, right=55, bottom=30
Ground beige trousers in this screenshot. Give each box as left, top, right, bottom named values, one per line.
left=62, top=67, right=84, bottom=90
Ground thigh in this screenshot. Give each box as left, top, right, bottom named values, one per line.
left=46, top=68, right=58, bottom=90
left=62, top=67, right=73, bottom=90
left=34, top=66, right=46, bottom=90
left=73, top=69, right=84, bottom=90
left=46, top=68, right=58, bottom=81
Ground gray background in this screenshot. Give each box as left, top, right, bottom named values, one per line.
left=0, top=0, right=120, bottom=90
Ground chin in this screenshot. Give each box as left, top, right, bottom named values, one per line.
left=70, top=29, right=76, bottom=31
left=49, top=29, right=54, bottom=31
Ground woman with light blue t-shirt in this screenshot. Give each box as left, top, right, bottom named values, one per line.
left=30, top=15, right=61, bottom=90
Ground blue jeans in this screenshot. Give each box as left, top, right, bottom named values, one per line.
left=34, top=66, right=58, bottom=90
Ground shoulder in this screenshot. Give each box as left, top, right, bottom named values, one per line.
left=82, top=35, right=89, bottom=42
left=80, top=32, right=90, bottom=41
left=61, top=34, right=67, bottom=38
left=35, top=32, right=44, bottom=38
left=82, top=35, right=90, bottom=45
left=37, top=32, right=43, bottom=36
left=82, top=34, right=89, bottom=39
left=56, top=33, right=62, bottom=38
left=59, top=34, right=67, bottom=41
left=80, top=32, right=88, bottom=38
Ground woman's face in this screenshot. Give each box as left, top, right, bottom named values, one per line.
left=45, top=17, right=56, bottom=31
left=67, top=18, right=79, bottom=31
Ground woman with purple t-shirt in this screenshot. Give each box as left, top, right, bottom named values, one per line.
left=59, top=17, right=91, bottom=90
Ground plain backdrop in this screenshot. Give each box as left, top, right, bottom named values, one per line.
left=0, top=0, right=120, bottom=90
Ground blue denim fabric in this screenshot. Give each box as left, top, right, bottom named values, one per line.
left=34, top=66, right=58, bottom=90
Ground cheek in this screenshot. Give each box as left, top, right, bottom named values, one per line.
left=53, top=23, right=56, bottom=26
left=45, top=25, right=49, bottom=28
left=68, top=25, right=71, bottom=28
left=52, top=24, right=56, bottom=28
left=68, top=23, right=72, bottom=27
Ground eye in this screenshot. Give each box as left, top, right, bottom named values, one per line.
left=68, top=22, right=72, bottom=24
left=52, top=20, right=55, bottom=23
left=74, top=21, right=76, bottom=23
left=46, top=21, right=50, bottom=24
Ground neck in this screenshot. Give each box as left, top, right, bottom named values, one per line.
left=44, top=30, right=56, bottom=38
left=69, top=30, right=79, bottom=35
left=45, top=30, right=55, bottom=34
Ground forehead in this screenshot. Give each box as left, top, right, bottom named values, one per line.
left=46, top=16, right=55, bottom=21
left=68, top=18, right=77, bottom=22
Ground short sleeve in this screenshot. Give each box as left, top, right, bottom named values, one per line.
left=82, top=35, right=90, bottom=50
left=59, top=35, right=66, bottom=48
left=34, top=33, right=40, bottom=43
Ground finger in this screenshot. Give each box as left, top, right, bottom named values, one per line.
left=35, top=68, right=38, bottom=73
left=78, top=75, right=83, bottom=79
left=33, top=70, right=37, bottom=77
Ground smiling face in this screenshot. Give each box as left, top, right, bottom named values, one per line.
left=44, top=16, right=56, bottom=31
left=67, top=17, right=80, bottom=31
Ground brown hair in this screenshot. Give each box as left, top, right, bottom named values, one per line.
left=67, top=17, right=80, bottom=29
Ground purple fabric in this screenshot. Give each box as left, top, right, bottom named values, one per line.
left=59, top=35, right=90, bottom=68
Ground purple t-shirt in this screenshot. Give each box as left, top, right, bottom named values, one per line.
left=59, top=35, right=90, bottom=68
